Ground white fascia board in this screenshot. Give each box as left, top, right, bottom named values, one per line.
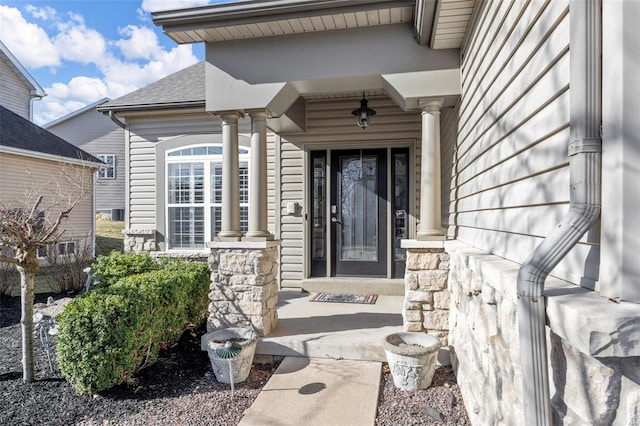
left=0, top=146, right=101, bottom=169
left=382, top=68, right=461, bottom=110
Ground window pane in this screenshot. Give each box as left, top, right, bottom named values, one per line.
left=393, top=153, right=408, bottom=262
left=169, top=207, right=204, bottom=249
left=312, top=156, right=325, bottom=261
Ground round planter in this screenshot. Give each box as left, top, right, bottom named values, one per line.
left=205, top=328, right=257, bottom=384
left=382, top=332, right=441, bottom=391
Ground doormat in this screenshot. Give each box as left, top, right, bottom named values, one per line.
left=310, top=292, right=378, bottom=304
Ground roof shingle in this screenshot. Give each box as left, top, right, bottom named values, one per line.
left=98, top=62, right=205, bottom=112
left=0, top=106, right=101, bottom=164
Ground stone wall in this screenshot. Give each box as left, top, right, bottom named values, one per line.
left=207, top=242, right=279, bottom=336
left=123, top=229, right=156, bottom=253
left=402, top=242, right=450, bottom=346
left=447, top=241, right=640, bottom=425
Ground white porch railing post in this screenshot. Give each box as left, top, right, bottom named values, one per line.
left=417, top=98, right=445, bottom=240
left=217, top=111, right=243, bottom=240
left=246, top=111, right=273, bottom=239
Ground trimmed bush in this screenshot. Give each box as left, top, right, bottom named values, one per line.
left=56, top=260, right=210, bottom=395
left=91, top=251, right=157, bottom=287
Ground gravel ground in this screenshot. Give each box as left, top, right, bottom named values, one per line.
left=1, top=293, right=469, bottom=425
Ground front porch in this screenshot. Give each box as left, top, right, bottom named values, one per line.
left=255, top=290, right=404, bottom=362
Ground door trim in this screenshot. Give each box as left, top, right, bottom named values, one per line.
left=303, top=140, right=416, bottom=281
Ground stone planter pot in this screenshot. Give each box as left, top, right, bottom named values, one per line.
left=382, top=332, right=441, bottom=391
left=205, top=328, right=257, bottom=384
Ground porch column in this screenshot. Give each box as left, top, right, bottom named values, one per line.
left=417, top=98, right=445, bottom=240
left=217, top=111, right=243, bottom=240
left=246, top=111, right=273, bottom=239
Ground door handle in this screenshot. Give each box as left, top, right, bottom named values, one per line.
left=331, top=217, right=341, bottom=225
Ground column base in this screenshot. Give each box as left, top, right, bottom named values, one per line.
left=244, top=231, right=274, bottom=240
left=216, top=230, right=242, bottom=241
left=416, top=232, right=446, bottom=241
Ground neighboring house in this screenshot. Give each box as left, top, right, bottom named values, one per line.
left=0, top=39, right=45, bottom=121
left=0, top=41, right=101, bottom=261
left=100, top=1, right=639, bottom=424
left=0, top=106, right=102, bottom=259
left=45, top=99, right=126, bottom=221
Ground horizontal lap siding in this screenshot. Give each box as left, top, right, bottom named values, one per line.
left=0, top=59, right=31, bottom=120
left=46, top=109, right=126, bottom=213
left=278, top=140, right=304, bottom=288
left=278, top=96, right=421, bottom=288
left=449, top=0, right=595, bottom=285
left=0, top=153, right=95, bottom=244
left=127, top=114, right=221, bottom=229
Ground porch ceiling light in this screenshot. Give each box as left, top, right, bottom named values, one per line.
left=351, top=93, right=376, bottom=130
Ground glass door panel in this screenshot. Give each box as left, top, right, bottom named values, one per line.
left=331, top=149, right=387, bottom=276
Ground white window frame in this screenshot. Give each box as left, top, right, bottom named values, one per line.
left=97, top=154, right=116, bottom=179
left=57, top=241, right=76, bottom=256
left=165, top=144, right=250, bottom=250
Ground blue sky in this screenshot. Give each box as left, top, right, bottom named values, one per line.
left=0, top=0, right=230, bottom=124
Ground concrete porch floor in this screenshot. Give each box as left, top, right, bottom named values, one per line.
left=256, top=290, right=404, bottom=362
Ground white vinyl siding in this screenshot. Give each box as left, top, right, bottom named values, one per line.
left=46, top=107, right=126, bottom=214
left=126, top=112, right=276, bottom=251
left=277, top=95, right=421, bottom=288
left=444, top=0, right=597, bottom=286
left=128, top=114, right=222, bottom=230
left=0, top=153, right=95, bottom=250
left=0, top=56, right=31, bottom=120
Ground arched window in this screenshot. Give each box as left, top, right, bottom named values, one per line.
left=166, top=144, right=250, bottom=249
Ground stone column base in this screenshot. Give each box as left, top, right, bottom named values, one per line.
left=401, top=240, right=450, bottom=346
left=207, top=240, right=280, bottom=336
left=123, top=229, right=156, bottom=253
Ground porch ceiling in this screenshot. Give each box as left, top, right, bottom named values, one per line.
left=154, top=0, right=415, bottom=44
left=153, top=0, right=476, bottom=49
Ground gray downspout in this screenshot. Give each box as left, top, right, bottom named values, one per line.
left=108, top=111, right=126, bottom=129
left=516, top=1, right=601, bottom=425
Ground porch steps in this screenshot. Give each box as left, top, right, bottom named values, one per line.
left=300, top=277, right=405, bottom=296
left=255, top=291, right=404, bottom=362
left=239, top=357, right=381, bottom=426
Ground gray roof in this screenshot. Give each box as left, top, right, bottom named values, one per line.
left=0, top=106, right=102, bottom=165
left=98, top=62, right=205, bottom=112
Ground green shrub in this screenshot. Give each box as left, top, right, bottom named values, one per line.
left=91, top=251, right=157, bottom=287
left=56, top=260, right=210, bottom=395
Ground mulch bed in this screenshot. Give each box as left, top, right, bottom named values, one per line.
left=0, top=293, right=277, bottom=426
left=1, top=293, right=470, bottom=425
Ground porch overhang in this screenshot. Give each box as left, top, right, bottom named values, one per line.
left=152, top=0, right=476, bottom=51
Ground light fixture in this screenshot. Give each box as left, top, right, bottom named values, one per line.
left=351, top=93, right=376, bottom=130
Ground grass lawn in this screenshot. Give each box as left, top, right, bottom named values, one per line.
left=95, top=220, right=125, bottom=257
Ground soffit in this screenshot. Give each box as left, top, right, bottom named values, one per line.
left=430, top=0, right=476, bottom=49
left=157, top=3, right=415, bottom=44
left=154, top=0, right=475, bottom=49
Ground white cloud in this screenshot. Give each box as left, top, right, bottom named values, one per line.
left=52, top=15, right=107, bottom=64
left=115, top=25, right=162, bottom=60
left=0, top=5, right=60, bottom=68
left=5, top=3, right=201, bottom=125
left=141, top=0, right=212, bottom=13
left=24, top=5, right=58, bottom=21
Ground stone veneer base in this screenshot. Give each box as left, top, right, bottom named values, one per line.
left=206, top=240, right=280, bottom=337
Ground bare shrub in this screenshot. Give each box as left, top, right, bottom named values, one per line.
left=42, top=239, right=94, bottom=294
left=0, top=261, right=19, bottom=296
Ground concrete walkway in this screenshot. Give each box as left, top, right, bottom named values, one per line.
left=239, top=357, right=381, bottom=426
left=256, top=291, right=404, bottom=362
